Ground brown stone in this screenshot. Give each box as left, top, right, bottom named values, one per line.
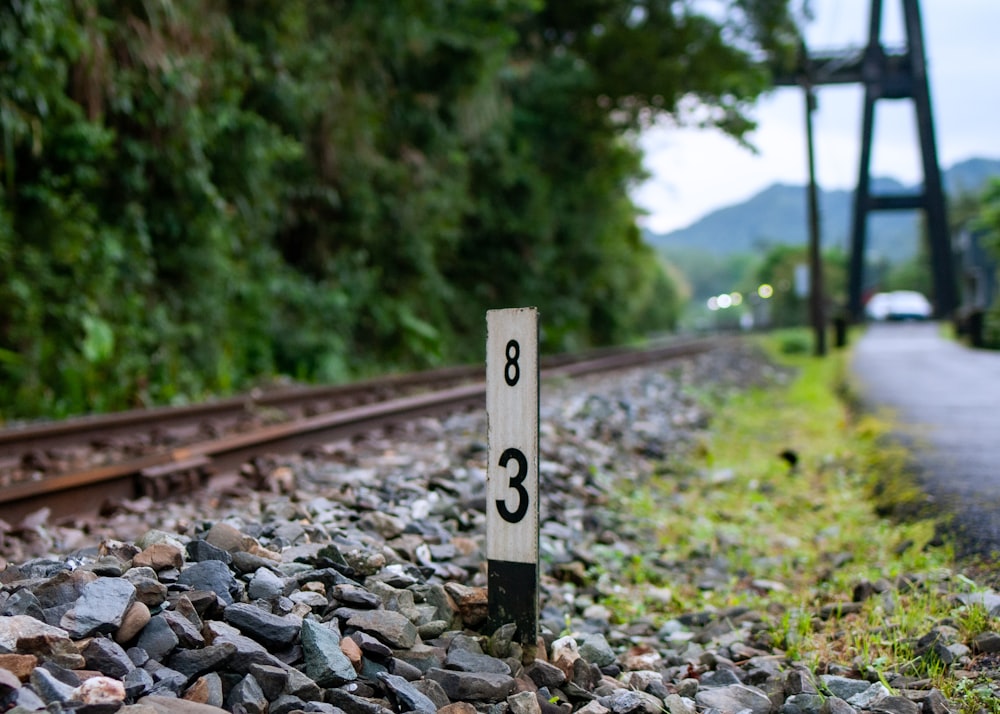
left=439, top=703, right=479, bottom=714
left=17, top=633, right=85, bottom=669
left=116, top=601, right=151, bottom=644
left=204, top=523, right=250, bottom=553
left=136, top=694, right=230, bottom=713
left=133, top=544, right=184, bottom=571
left=0, top=653, right=38, bottom=680
left=182, top=676, right=214, bottom=704
left=444, top=582, right=488, bottom=629
left=340, top=635, right=363, bottom=672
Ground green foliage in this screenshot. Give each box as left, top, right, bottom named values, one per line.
left=0, top=0, right=799, bottom=419
left=975, top=180, right=1000, bottom=346
left=753, top=244, right=846, bottom=328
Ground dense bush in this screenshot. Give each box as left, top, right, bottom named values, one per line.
left=0, top=0, right=798, bottom=419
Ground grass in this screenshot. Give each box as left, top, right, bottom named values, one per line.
left=591, top=328, right=1000, bottom=713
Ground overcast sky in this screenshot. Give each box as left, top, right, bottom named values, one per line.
left=634, top=0, right=1000, bottom=234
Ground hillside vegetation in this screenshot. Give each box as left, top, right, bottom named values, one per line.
left=645, top=158, right=1000, bottom=260
left=0, top=0, right=803, bottom=419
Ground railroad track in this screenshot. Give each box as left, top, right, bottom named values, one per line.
left=0, top=337, right=721, bottom=524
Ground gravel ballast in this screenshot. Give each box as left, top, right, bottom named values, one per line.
left=0, top=342, right=994, bottom=713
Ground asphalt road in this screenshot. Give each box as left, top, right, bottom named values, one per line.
left=851, top=321, right=1000, bottom=556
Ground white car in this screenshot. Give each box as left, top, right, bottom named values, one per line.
left=865, top=291, right=933, bottom=321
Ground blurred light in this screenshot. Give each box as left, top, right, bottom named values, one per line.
left=707, top=296, right=719, bottom=311
left=717, top=294, right=733, bottom=309
left=730, top=292, right=743, bottom=306
left=757, top=284, right=774, bottom=299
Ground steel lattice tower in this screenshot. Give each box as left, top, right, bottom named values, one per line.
left=778, top=0, right=957, bottom=320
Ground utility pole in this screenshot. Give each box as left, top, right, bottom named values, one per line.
left=804, top=82, right=826, bottom=356
left=775, top=0, right=956, bottom=322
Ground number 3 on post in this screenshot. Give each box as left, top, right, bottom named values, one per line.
left=486, top=308, right=539, bottom=652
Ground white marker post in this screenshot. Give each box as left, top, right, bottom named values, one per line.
left=486, top=307, right=539, bottom=650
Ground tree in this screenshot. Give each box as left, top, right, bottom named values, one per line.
left=0, top=0, right=802, bottom=419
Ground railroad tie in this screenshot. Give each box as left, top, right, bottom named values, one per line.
left=139, top=455, right=212, bottom=499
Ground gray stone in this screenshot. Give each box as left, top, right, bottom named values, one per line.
left=0, top=666, right=19, bottom=698
left=578, top=633, right=616, bottom=667
left=226, top=674, right=267, bottom=714
left=822, top=697, right=859, bottom=714
left=959, top=591, right=1000, bottom=617
left=820, top=676, right=873, bottom=701
left=177, top=560, right=242, bottom=606
left=136, top=615, right=181, bottom=660
left=167, top=642, right=237, bottom=679
left=390, top=655, right=423, bottom=681
left=247, top=568, right=285, bottom=600
left=136, top=694, right=233, bottom=712
left=972, top=631, right=1000, bottom=654
left=0, top=589, right=43, bottom=619
left=785, top=668, right=818, bottom=695
left=445, top=647, right=512, bottom=674
left=347, top=608, right=418, bottom=649
left=525, top=659, right=567, bottom=688
left=425, top=667, right=516, bottom=702
left=662, top=694, right=697, bottom=714
left=247, top=662, right=288, bottom=701
left=145, top=660, right=189, bottom=694
left=846, top=683, right=892, bottom=708
left=124, top=666, right=155, bottom=699
left=185, top=539, right=233, bottom=565
left=123, top=568, right=169, bottom=609
left=695, top=683, right=773, bottom=714
left=392, top=643, right=446, bottom=673
left=59, top=577, right=136, bottom=637
left=675, top=678, right=699, bottom=699
left=921, top=689, right=955, bottom=714
left=231, top=551, right=281, bottom=575
left=301, top=617, right=357, bottom=687
left=290, top=590, right=329, bottom=610
left=700, top=668, right=743, bottom=688
left=29, top=666, right=76, bottom=703
left=161, top=609, right=205, bottom=648
left=578, top=702, right=613, bottom=714
left=31, top=569, right=95, bottom=609
left=352, top=630, right=394, bottom=659
left=934, top=642, right=971, bottom=665
left=299, top=703, right=340, bottom=714
left=601, top=689, right=663, bottom=714
left=82, top=636, right=136, bottom=678
left=447, top=632, right=485, bottom=654
left=11, top=684, right=47, bottom=711
left=378, top=671, right=438, bottom=714
left=783, top=693, right=825, bottom=714
left=0, top=615, right=69, bottom=650
left=412, top=677, right=451, bottom=709
left=223, top=602, right=301, bottom=649
left=869, top=696, right=922, bottom=714
left=915, top=627, right=960, bottom=655
left=270, top=693, right=310, bottom=714
left=200, top=620, right=303, bottom=685
left=509, top=690, right=543, bottom=714
left=325, top=686, right=397, bottom=714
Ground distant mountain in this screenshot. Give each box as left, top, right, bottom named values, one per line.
left=645, top=157, right=1000, bottom=262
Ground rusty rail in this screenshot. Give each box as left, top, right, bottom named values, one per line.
left=0, top=337, right=721, bottom=524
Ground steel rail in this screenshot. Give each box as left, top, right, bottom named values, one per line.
left=0, top=338, right=721, bottom=525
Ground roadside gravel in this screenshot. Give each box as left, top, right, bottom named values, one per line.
left=0, top=341, right=995, bottom=713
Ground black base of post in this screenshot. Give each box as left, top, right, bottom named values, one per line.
left=487, top=559, right=538, bottom=649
